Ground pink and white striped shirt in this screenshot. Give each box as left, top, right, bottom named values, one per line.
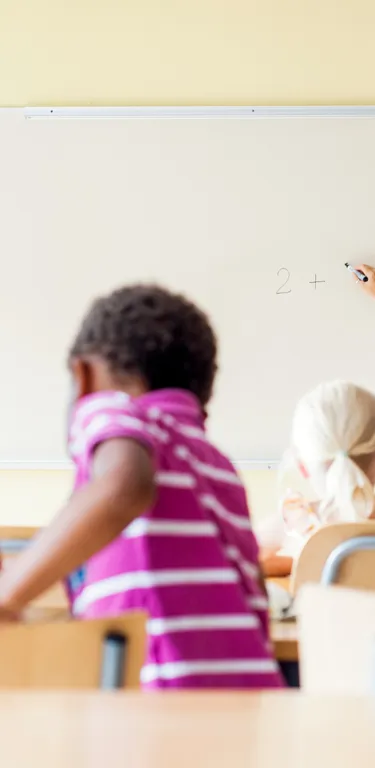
left=67, top=389, right=282, bottom=689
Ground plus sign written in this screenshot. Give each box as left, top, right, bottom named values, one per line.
left=309, top=274, right=325, bottom=290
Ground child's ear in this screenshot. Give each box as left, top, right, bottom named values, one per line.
left=70, top=358, right=93, bottom=400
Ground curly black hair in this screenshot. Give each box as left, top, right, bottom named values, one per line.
left=69, top=284, right=218, bottom=407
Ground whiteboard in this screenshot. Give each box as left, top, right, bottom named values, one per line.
left=1, top=108, right=375, bottom=465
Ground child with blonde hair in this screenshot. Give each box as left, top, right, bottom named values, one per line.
left=259, top=380, right=375, bottom=578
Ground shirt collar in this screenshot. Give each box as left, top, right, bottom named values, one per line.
left=138, top=389, right=206, bottom=426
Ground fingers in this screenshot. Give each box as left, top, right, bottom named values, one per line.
left=352, top=270, right=361, bottom=284
left=353, top=263, right=375, bottom=297
left=355, top=264, right=373, bottom=279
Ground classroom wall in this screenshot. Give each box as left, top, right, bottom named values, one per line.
left=1, top=0, right=372, bottom=524
left=2, top=0, right=375, bottom=106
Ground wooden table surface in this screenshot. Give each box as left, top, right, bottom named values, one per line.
left=0, top=691, right=374, bottom=767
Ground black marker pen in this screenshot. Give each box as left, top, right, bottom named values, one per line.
left=344, top=263, right=368, bottom=282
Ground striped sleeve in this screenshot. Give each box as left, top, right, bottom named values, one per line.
left=68, top=391, right=163, bottom=465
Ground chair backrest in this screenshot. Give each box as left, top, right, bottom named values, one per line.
left=0, top=613, right=147, bottom=689
left=291, top=521, right=375, bottom=595
left=298, top=583, right=375, bottom=694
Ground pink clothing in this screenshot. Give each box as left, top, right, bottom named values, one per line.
left=67, top=389, right=282, bottom=689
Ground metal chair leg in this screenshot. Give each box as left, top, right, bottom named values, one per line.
left=100, top=632, right=127, bottom=689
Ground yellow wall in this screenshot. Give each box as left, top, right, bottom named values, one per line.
left=0, top=0, right=372, bottom=525
left=1, top=0, right=375, bottom=107
left=0, top=469, right=276, bottom=527
left=0, top=471, right=72, bottom=527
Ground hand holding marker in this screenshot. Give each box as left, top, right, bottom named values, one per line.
left=345, top=263, right=368, bottom=282
left=346, top=263, right=375, bottom=298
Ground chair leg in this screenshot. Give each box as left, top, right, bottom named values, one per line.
left=280, top=661, right=300, bottom=688
left=100, top=632, right=127, bottom=689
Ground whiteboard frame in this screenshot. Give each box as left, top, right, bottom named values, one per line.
left=24, top=106, right=375, bottom=120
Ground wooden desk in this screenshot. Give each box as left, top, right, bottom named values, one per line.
left=0, top=692, right=374, bottom=767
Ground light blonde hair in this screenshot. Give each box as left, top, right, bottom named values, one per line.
left=290, top=381, right=375, bottom=523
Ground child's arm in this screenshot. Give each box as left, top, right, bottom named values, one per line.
left=0, top=438, right=155, bottom=617
left=260, top=554, right=293, bottom=578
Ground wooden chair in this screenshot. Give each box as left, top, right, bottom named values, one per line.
left=291, top=521, right=375, bottom=595
left=298, top=583, right=375, bottom=694
left=0, top=613, right=147, bottom=689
